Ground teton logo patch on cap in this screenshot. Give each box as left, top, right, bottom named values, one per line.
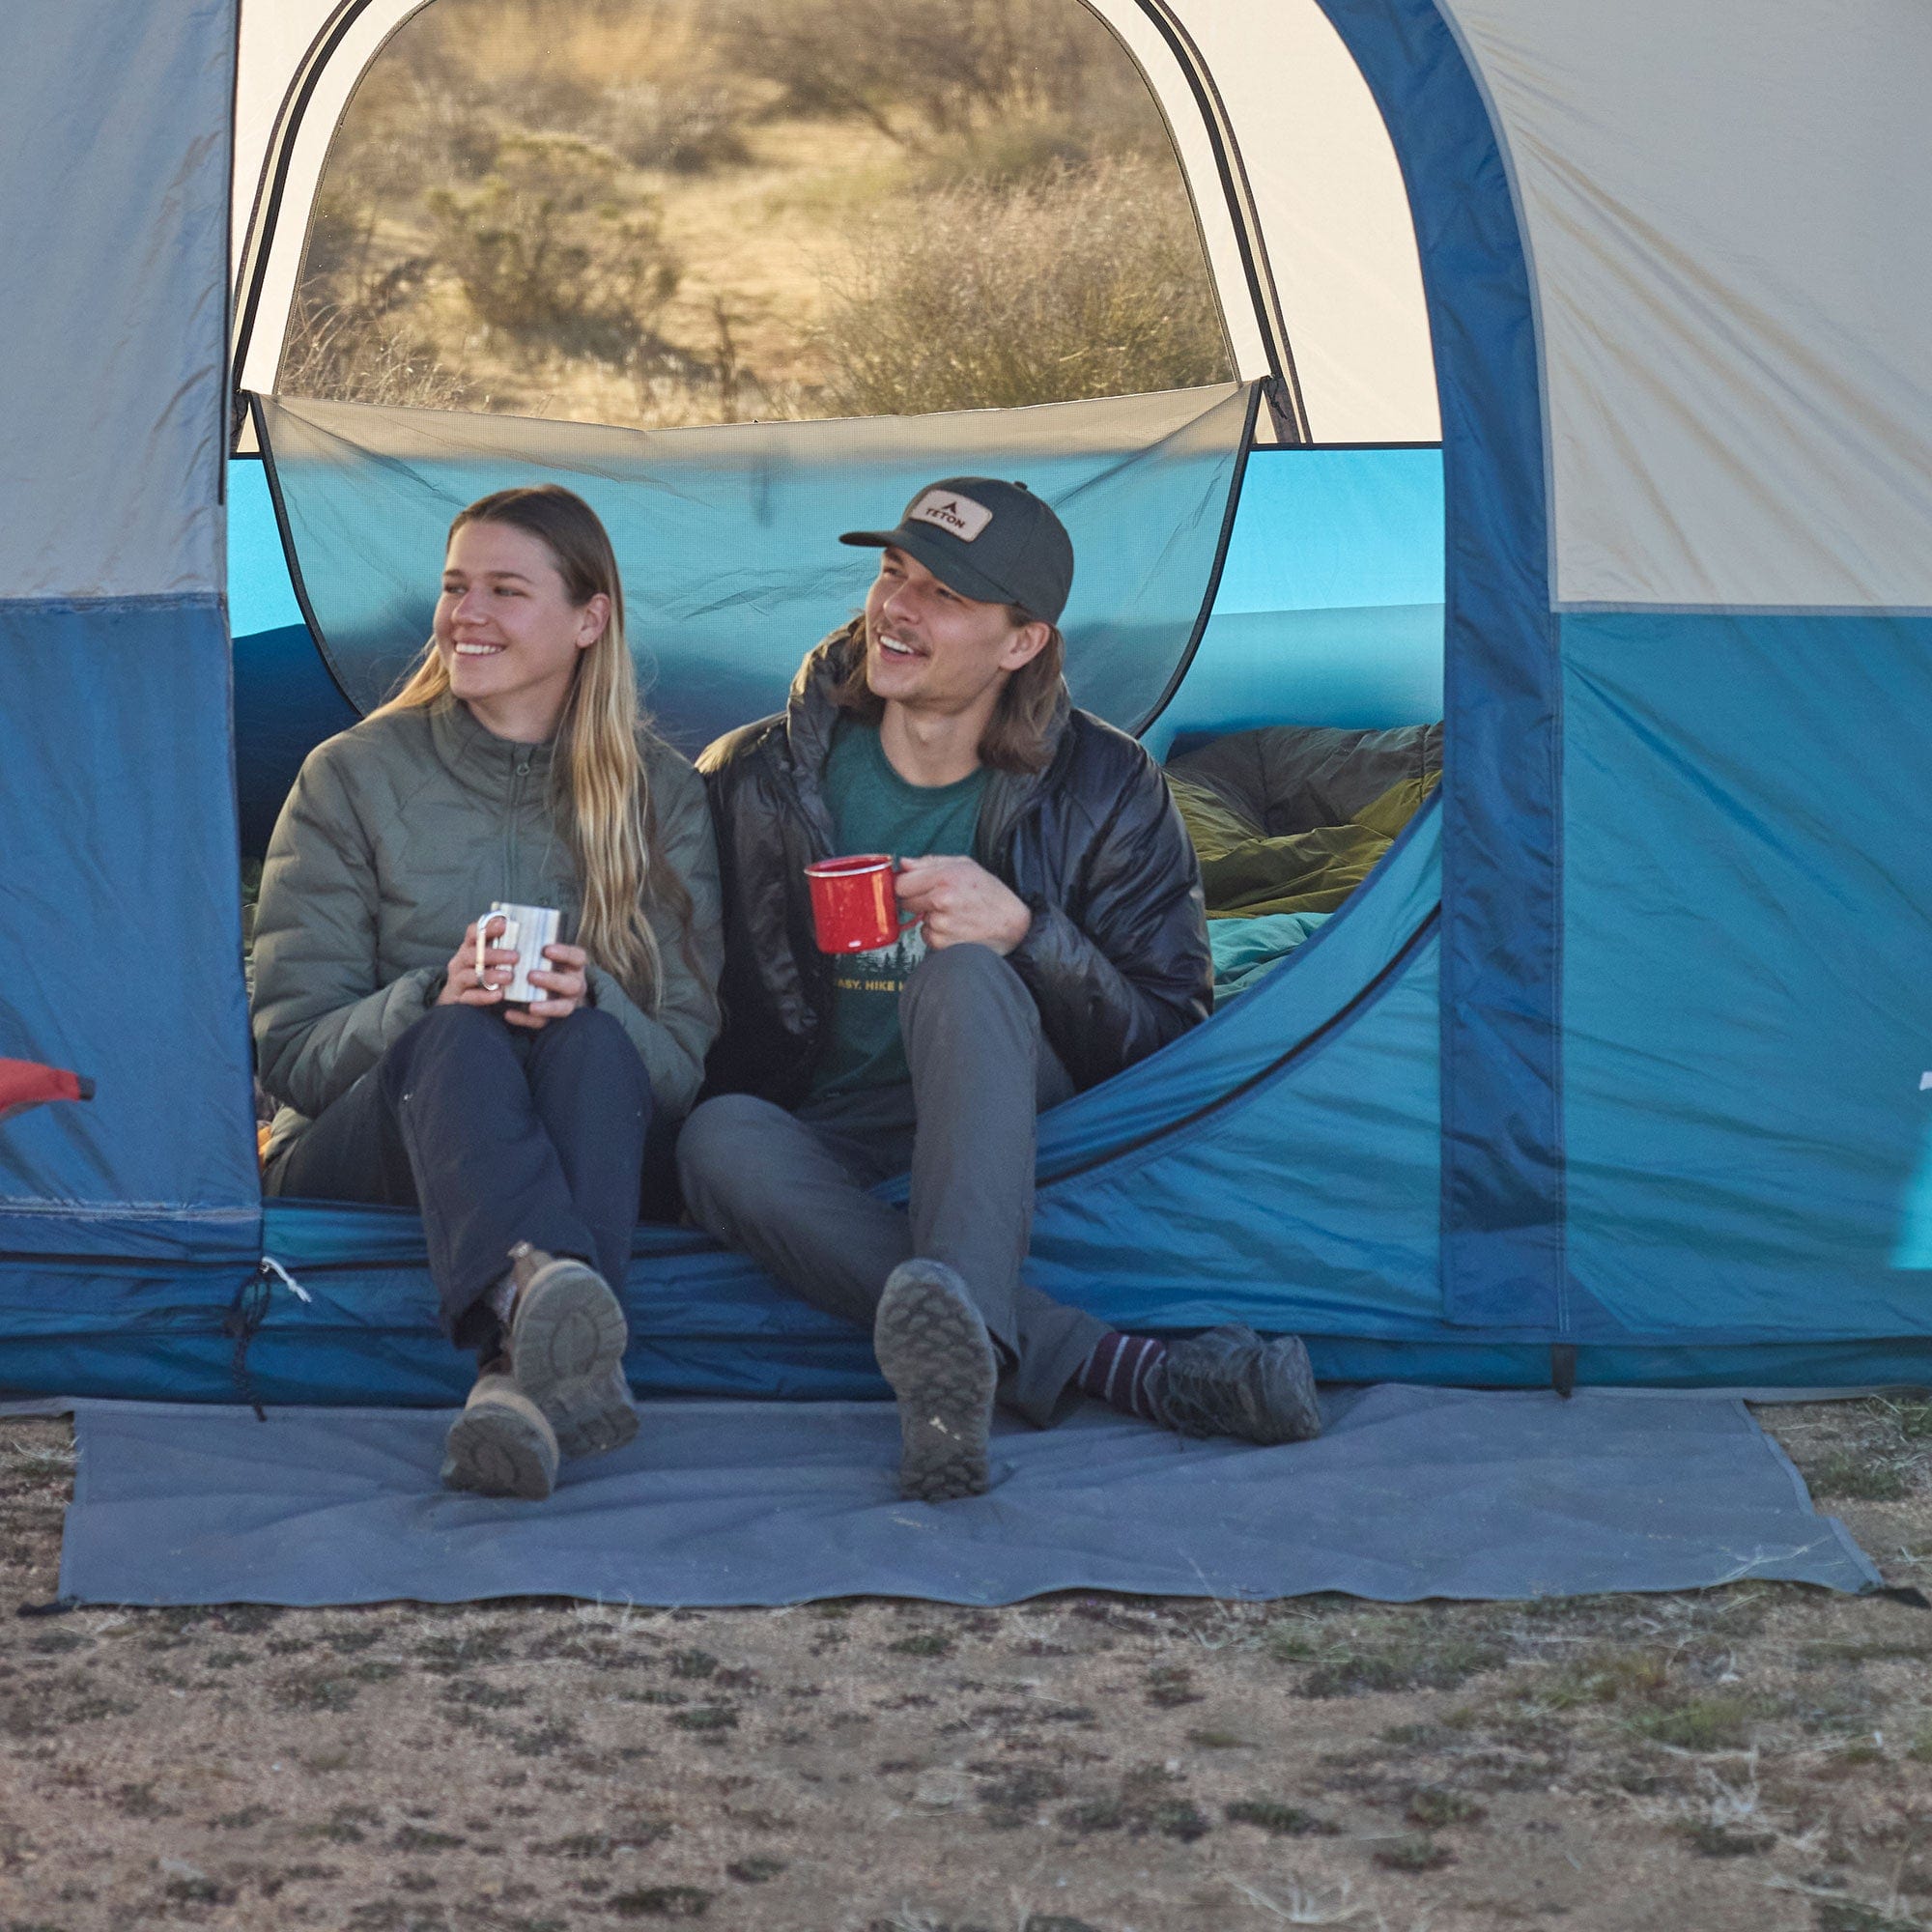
left=908, top=489, right=994, bottom=542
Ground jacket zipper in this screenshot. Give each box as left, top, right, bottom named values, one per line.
left=507, top=752, right=530, bottom=895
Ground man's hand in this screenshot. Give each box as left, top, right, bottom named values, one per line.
left=503, top=941, right=591, bottom=1032
left=895, top=855, right=1033, bottom=955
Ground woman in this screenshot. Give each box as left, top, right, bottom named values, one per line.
left=252, top=485, right=722, bottom=1501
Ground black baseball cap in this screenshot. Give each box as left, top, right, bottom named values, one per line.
left=839, top=476, right=1075, bottom=624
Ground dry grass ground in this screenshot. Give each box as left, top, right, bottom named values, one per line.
left=2, top=1398, right=1929, bottom=1932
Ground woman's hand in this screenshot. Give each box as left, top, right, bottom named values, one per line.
left=505, top=941, right=590, bottom=1031
left=439, top=916, right=518, bottom=1008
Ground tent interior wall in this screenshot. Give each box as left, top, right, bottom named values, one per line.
left=3, top=0, right=1929, bottom=1407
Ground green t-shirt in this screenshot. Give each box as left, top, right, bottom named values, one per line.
left=811, top=720, right=989, bottom=1097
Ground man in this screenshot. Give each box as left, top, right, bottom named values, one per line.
left=678, top=477, right=1321, bottom=1501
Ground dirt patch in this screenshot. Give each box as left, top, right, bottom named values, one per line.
left=2, top=1398, right=1929, bottom=1932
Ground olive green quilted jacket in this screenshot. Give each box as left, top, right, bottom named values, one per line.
left=252, top=699, right=722, bottom=1164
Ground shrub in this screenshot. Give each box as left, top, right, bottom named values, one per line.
left=720, top=0, right=1139, bottom=144
left=279, top=289, right=472, bottom=412
left=911, top=111, right=1152, bottom=194
left=813, top=156, right=1232, bottom=415
left=398, top=0, right=748, bottom=169
left=427, top=131, right=680, bottom=365
left=591, top=79, right=753, bottom=174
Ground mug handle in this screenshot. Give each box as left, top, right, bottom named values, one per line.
left=888, top=860, right=923, bottom=933
left=476, top=910, right=518, bottom=983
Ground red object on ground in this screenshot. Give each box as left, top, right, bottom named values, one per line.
left=0, top=1059, right=95, bottom=1123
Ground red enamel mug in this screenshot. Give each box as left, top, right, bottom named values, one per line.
left=804, top=854, right=904, bottom=952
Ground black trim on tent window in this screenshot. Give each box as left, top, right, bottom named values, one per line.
left=1127, top=378, right=1263, bottom=741
left=248, top=392, right=365, bottom=719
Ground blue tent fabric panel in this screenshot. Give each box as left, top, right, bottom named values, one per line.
left=1899, top=1123, right=1932, bottom=1271
left=228, top=461, right=307, bottom=637
left=1029, top=792, right=1441, bottom=1177
left=0, top=0, right=230, bottom=604
left=9, top=1255, right=1928, bottom=1407
left=229, top=458, right=359, bottom=852
left=0, top=1264, right=268, bottom=1405
left=1029, top=926, right=1441, bottom=1340
left=1212, top=449, right=1445, bottom=613
left=1562, top=611, right=1932, bottom=1337
left=1300, top=1337, right=1932, bottom=1392
left=257, top=384, right=1256, bottom=755
left=0, top=0, right=250, bottom=1289
left=0, top=596, right=259, bottom=1261
left=232, top=622, right=358, bottom=856
left=1311, top=0, right=1563, bottom=1335
left=1142, top=446, right=1444, bottom=755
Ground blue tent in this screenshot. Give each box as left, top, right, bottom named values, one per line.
left=4, top=0, right=1929, bottom=1406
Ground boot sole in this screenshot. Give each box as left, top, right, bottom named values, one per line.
left=873, top=1264, right=997, bottom=1503
left=441, top=1400, right=557, bottom=1500
left=512, top=1261, right=634, bottom=1461
left=546, top=1365, right=639, bottom=1463
left=512, top=1260, right=629, bottom=1387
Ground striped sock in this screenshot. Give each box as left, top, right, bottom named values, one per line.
left=1075, top=1332, right=1172, bottom=1427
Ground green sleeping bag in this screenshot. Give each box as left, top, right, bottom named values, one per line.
left=1166, top=724, right=1441, bottom=920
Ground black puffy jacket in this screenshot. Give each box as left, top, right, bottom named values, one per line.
left=697, top=628, right=1212, bottom=1108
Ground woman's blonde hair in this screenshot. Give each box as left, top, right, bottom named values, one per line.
left=370, top=484, right=688, bottom=1011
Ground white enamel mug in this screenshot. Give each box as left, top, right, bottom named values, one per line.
left=475, top=901, right=563, bottom=1006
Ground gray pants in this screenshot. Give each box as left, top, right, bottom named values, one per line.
left=677, top=944, right=1111, bottom=1426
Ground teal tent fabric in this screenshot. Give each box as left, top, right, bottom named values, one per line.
left=1559, top=610, right=1932, bottom=1339
left=257, top=384, right=1257, bottom=752
left=1143, top=446, right=1443, bottom=756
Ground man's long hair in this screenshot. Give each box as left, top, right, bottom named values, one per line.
left=369, top=484, right=692, bottom=1013
left=828, top=611, right=1065, bottom=773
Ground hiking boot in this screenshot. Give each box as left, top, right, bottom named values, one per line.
left=503, top=1242, right=637, bottom=1463
left=872, top=1260, right=997, bottom=1502
left=1159, top=1326, right=1323, bottom=1445
left=440, top=1370, right=559, bottom=1500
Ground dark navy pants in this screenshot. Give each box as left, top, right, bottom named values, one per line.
left=266, top=1004, right=652, bottom=1350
